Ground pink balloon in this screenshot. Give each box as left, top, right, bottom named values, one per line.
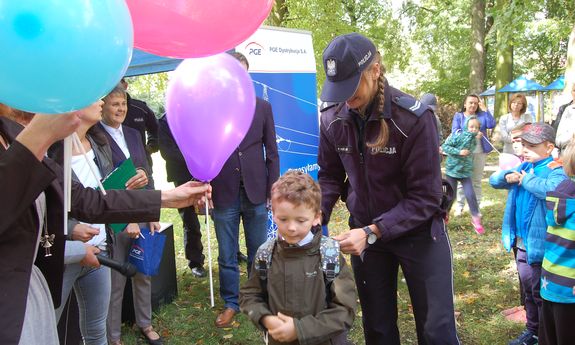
left=499, top=153, right=522, bottom=170
left=125, top=0, right=274, bottom=58
left=166, top=54, right=256, bottom=182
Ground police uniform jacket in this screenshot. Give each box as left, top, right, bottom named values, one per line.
left=240, top=227, right=357, bottom=345
left=211, top=98, right=280, bottom=208
left=0, top=117, right=161, bottom=344
left=124, top=93, right=159, bottom=155
left=318, top=80, right=444, bottom=242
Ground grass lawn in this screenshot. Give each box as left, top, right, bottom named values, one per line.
left=118, top=154, right=526, bottom=344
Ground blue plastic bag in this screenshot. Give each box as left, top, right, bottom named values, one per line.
left=128, top=228, right=166, bottom=276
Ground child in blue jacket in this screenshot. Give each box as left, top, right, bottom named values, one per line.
left=539, top=143, right=575, bottom=345
left=442, top=116, right=484, bottom=233
left=490, top=123, right=567, bottom=345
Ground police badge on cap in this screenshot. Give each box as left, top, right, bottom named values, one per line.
left=320, top=33, right=376, bottom=103
left=326, top=59, right=337, bottom=77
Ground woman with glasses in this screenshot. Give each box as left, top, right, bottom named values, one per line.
left=499, top=93, right=534, bottom=154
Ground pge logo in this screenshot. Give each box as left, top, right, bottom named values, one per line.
left=245, top=42, right=264, bottom=56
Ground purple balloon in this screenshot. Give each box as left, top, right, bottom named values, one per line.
left=166, top=55, right=255, bottom=182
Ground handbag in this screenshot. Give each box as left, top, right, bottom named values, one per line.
left=128, top=227, right=166, bottom=276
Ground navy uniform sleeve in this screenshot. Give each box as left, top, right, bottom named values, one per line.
left=317, top=110, right=347, bottom=225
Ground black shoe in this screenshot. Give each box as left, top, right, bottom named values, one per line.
left=508, top=329, right=538, bottom=345
left=190, top=266, right=206, bottom=278
left=237, top=252, right=248, bottom=264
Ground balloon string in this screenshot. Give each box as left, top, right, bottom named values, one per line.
left=71, top=132, right=106, bottom=195
left=205, top=190, right=215, bottom=308
left=482, top=135, right=501, bottom=154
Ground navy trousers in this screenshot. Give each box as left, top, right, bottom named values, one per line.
left=539, top=300, right=575, bottom=345
left=516, top=249, right=542, bottom=335
left=351, top=227, right=460, bottom=345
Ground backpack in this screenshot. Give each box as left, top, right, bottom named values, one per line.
left=255, top=236, right=341, bottom=304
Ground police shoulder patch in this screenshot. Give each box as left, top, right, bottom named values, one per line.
left=319, top=101, right=340, bottom=113
left=393, top=96, right=427, bottom=117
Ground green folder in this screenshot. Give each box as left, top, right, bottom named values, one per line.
left=100, top=158, right=137, bottom=233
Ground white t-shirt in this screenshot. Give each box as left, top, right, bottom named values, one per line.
left=71, top=149, right=107, bottom=247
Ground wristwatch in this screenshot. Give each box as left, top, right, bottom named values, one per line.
left=362, top=226, right=378, bottom=245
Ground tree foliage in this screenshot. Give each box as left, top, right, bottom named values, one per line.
left=127, top=0, right=574, bottom=118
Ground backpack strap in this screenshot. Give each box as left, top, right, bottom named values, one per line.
left=320, top=236, right=341, bottom=304
left=255, top=238, right=276, bottom=301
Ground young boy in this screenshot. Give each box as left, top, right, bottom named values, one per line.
left=539, top=143, right=575, bottom=344
left=239, top=171, right=356, bottom=345
left=490, top=123, right=567, bottom=345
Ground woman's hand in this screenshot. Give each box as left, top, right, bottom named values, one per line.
left=80, top=244, right=101, bottom=268
left=478, top=99, right=487, bottom=112
left=161, top=181, right=212, bottom=209
left=72, top=223, right=100, bottom=242
left=124, top=223, right=141, bottom=239
left=125, top=169, right=148, bottom=190
left=149, top=222, right=161, bottom=235
left=333, top=228, right=368, bottom=256
left=460, top=149, right=470, bottom=156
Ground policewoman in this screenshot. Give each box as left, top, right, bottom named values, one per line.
left=318, top=33, right=460, bottom=345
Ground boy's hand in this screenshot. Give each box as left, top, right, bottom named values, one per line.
left=460, top=149, right=470, bottom=156
left=262, top=315, right=283, bottom=331
left=268, top=312, right=297, bottom=343
left=505, top=172, right=521, bottom=184
left=518, top=170, right=528, bottom=185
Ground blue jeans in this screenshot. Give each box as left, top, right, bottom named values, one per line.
left=212, top=187, right=267, bottom=311
left=55, top=251, right=111, bottom=345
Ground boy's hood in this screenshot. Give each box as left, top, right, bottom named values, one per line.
left=546, top=178, right=575, bottom=225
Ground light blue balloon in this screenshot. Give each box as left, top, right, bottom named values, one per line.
left=0, top=0, right=133, bottom=114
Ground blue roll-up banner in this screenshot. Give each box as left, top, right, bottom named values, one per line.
left=236, top=27, right=319, bottom=238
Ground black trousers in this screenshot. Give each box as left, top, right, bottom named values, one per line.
left=177, top=181, right=204, bottom=268
left=351, top=228, right=460, bottom=345
left=539, top=299, right=575, bottom=345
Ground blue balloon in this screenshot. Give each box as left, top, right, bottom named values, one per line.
left=0, top=0, right=133, bottom=114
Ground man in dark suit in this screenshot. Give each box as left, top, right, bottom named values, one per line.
left=211, top=52, right=280, bottom=328
left=158, top=114, right=205, bottom=277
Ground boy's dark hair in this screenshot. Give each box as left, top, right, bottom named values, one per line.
left=271, top=170, right=321, bottom=214
left=230, top=51, right=249, bottom=70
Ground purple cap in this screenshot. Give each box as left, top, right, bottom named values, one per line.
left=320, top=33, right=376, bottom=102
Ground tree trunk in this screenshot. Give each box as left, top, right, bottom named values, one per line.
left=564, top=23, right=575, bottom=96
left=469, top=0, right=486, bottom=94
left=267, top=0, right=289, bottom=27
left=494, top=0, right=513, bottom=119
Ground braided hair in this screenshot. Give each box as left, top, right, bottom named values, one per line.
left=366, top=53, right=389, bottom=151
